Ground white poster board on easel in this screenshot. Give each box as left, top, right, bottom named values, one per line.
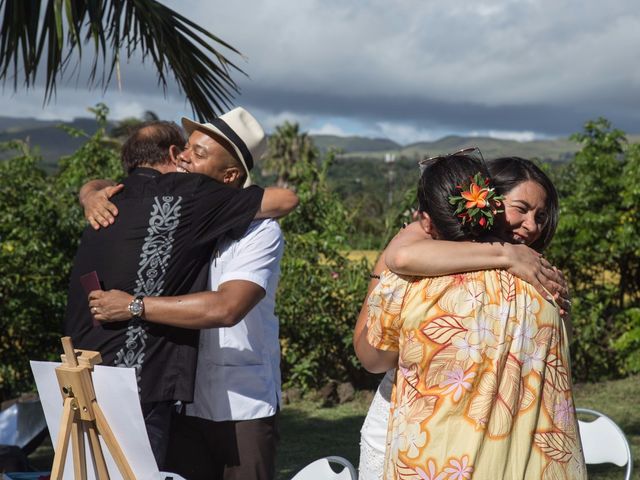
left=31, top=360, right=164, bottom=480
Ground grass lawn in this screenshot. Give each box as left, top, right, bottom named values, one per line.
left=26, top=375, right=639, bottom=478
left=277, top=375, right=640, bottom=479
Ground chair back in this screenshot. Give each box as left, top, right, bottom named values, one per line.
left=576, top=407, right=633, bottom=480
left=291, top=455, right=357, bottom=480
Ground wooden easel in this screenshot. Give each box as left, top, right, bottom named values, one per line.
left=50, top=336, right=136, bottom=480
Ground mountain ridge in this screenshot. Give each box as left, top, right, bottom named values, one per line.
left=1, top=115, right=638, bottom=170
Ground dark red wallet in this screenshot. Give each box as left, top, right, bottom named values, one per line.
left=80, top=271, right=102, bottom=326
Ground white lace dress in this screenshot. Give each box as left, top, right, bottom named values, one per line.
left=358, top=369, right=394, bottom=480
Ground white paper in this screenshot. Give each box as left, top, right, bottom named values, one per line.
left=30, top=361, right=183, bottom=480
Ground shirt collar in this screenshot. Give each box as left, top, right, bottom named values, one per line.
left=130, top=167, right=162, bottom=178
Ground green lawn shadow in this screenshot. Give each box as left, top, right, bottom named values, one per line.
left=276, top=402, right=366, bottom=480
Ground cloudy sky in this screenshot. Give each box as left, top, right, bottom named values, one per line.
left=1, top=0, right=639, bottom=145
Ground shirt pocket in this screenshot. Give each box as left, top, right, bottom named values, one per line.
left=214, top=318, right=265, bottom=366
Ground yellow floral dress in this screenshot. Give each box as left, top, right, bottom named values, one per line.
left=367, top=270, right=586, bottom=480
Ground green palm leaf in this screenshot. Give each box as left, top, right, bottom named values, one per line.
left=0, top=0, right=245, bottom=120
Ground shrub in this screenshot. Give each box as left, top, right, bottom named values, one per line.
left=0, top=105, right=122, bottom=401
left=548, top=118, right=640, bottom=381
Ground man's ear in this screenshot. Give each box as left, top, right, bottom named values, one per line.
left=418, top=211, right=437, bottom=237
left=222, top=167, right=242, bottom=185
left=169, top=145, right=181, bottom=165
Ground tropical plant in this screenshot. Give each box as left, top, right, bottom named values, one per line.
left=261, top=122, right=321, bottom=189
left=0, top=105, right=122, bottom=402
left=548, top=118, right=640, bottom=381
left=0, top=0, right=243, bottom=120
left=270, top=123, right=371, bottom=391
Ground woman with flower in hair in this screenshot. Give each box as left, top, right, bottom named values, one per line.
left=355, top=152, right=585, bottom=479
left=356, top=154, right=571, bottom=480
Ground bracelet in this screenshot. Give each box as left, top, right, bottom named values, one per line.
left=369, top=273, right=381, bottom=279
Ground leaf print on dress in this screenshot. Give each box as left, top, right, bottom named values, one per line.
left=499, top=271, right=517, bottom=302
left=438, top=278, right=486, bottom=317
left=545, top=353, right=570, bottom=392
left=467, top=356, right=522, bottom=437
left=368, top=292, right=383, bottom=324
left=377, top=272, right=408, bottom=315
left=398, top=363, right=422, bottom=403
left=401, top=334, right=425, bottom=365
left=425, top=344, right=472, bottom=388
left=534, top=431, right=575, bottom=463
left=420, top=275, right=451, bottom=301
left=519, top=382, right=536, bottom=412
left=535, top=325, right=559, bottom=350
left=541, top=460, right=568, bottom=480
left=366, top=313, right=385, bottom=348
left=395, top=459, right=446, bottom=480
left=422, top=315, right=467, bottom=345
left=467, top=369, right=497, bottom=430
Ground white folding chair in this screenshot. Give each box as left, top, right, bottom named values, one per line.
left=576, top=407, right=633, bottom=480
left=290, top=455, right=357, bottom=480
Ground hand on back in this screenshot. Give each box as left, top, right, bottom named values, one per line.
left=83, top=184, right=123, bottom=230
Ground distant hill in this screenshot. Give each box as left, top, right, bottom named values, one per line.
left=331, top=135, right=581, bottom=163
left=0, top=116, right=114, bottom=171
left=312, top=134, right=400, bottom=153
left=1, top=115, right=638, bottom=172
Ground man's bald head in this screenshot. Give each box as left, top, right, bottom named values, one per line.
left=121, top=121, right=186, bottom=173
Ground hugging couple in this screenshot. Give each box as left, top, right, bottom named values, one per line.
left=355, top=148, right=586, bottom=479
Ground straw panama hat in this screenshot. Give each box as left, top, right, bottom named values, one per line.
left=181, top=107, right=268, bottom=187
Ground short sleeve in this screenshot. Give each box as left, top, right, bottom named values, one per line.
left=192, top=180, right=264, bottom=247
left=367, top=270, right=409, bottom=352
left=217, top=220, right=284, bottom=290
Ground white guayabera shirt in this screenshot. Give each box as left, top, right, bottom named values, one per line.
left=186, top=219, right=284, bottom=421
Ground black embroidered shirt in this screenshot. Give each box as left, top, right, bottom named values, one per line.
left=63, top=168, right=263, bottom=403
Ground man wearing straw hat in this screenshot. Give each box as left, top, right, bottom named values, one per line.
left=86, top=107, right=287, bottom=479
left=69, top=108, right=295, bottom=470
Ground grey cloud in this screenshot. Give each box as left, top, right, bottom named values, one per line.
left=2, top=0, right=640, bottom=142
left=238, top=85, right=640, bottom=136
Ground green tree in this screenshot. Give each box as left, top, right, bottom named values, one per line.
left=261, top=122, right=321, bottom=189
left=0, top=0, right=243, bottom=119
left=269, top=123, right=371, bottom=391
left=0, top=106, right=122, bottom=401
left=548, top=118, right=640, bottom=380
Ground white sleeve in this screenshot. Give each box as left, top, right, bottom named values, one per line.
left=217, top=220, right=284, bottom=290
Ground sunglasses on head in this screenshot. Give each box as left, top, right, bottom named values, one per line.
left=418, top=146, right=485, bottom=174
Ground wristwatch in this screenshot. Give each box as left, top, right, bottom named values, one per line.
left=128, top=295, right=145, bottom=318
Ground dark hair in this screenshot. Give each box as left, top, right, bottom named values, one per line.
left=417, top=154, right=490, bottom=241
left=121, top=121, right=185, bottom=173
left=487, top=157, right=558, bottom=252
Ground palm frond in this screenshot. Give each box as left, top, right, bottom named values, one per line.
left=0, top=0, right=245, bottom=120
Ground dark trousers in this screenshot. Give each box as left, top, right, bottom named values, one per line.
left=164, top=411, right=280, bottom=480
left=141, top=401, right=174, bottom=470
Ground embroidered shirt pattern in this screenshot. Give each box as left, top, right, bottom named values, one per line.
left=114, top=196, right=183, bottom=386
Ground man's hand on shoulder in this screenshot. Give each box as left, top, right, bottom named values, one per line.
left=79, top=180, right=123, bottom=230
